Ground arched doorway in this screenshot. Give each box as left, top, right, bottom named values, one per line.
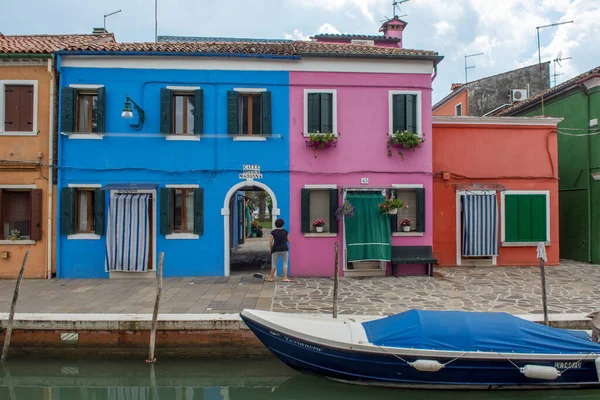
left=221, top=179, right=280, bottom=276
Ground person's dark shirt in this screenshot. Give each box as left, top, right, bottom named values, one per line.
left=271, top=229, right=289, bottom=253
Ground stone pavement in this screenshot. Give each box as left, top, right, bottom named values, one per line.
left=0, top=259, right=597, bottom=316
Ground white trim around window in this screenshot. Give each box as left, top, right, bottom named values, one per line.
left=68, top=134, right=104, bottom=140
left=67, top=184, right=102, bottom=240
left=165, top=184, right=200, bottom=240
left=388, top=90, right=422, bottom=138
left=303, top=89, right=338, bottom=137
left=68, top=183, right=102, bottom=188
left=166, top=86, right=200, bottom=91
left=166, top=135, right=200, bottom=141
left=500, top=190, right=550, bottom=246
left=68, top=84, right=105, bottom=89
left=234, top=88, right=267, bottom=93
left=392, top=184, right=424, bottom=189
left=455, top=102, right=463, bottom=116
left=0, top=80, right=39, bottom=136
left=304, top=184, right=337, bottom=189
left=166, top=184, right=199, bottom=188
left=0, top=184, right=37, bottom=189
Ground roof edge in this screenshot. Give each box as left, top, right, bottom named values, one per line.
left=433, top=116, right=563, bottom=126
left=433, top=87, right=466, bottom=110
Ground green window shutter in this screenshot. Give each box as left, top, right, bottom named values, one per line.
left=301, top=188, right=310, bottom=233
left=530, top=195, right=547, bottom=241
left=406, top=94, right=417, bottom=134
left=193, top=188, right=204, bottom=235
left=193, top=89, right=204, bottom=135
left=392, top=94, right=406, bottom=133
left=260, top=91, right=272, bottom=135
left=95, top=87, right=106, bottom=133
left=416, top=188, right=425, bottom=232
left=160, top=188, right=173, bottom=235
left=227, top=91, right=239, bottom=135
left=61, top=87, right=76, bottom=133
left=329, top=188, right=339, bottom=233
left=320, top=93, right=333, bottom=133
left=390, top=189, right=399, bottom=232
left=60, top=187, right=76, bottom=235
left=160, top=88, right=173, bottom=134
left=94, top=189, right=105, bottom=236
left=517, top=196, right=533, bottom=241
left=307, top=93, right=320, bottom=133
left=505, top=195, right=520, bottom=242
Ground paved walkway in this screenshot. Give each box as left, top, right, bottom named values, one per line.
left=0, top=260, right=597, bottom=316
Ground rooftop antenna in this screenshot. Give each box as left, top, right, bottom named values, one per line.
left=392, top=0, right=410, bottom=18
left=552, top=51, right=572, bottom=87
left=103, top=10, right=122, bottom=31
left=465, top=52, right=484, bottom=83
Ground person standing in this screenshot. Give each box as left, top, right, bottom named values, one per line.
left=267, top=218, right=291, bottom=282
left=244, top=197, right=252, bottom=238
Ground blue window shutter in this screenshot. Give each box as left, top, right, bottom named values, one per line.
left=95, top=87, right=106, bottom=133
left=406, top=94, right=417, bottom=134
left=193, top=89, right=204, bottom=135
left=307, top=93, right=320, bottom=133
left=260, top=91, right=272, bottom=135
left=61, top=87, right=76, bottom=133
left=227, top=91, right=239, bottom=135
left=392, top=94, right=405, bottom=133
left=320, top=93, right=333, bottom=133
left=160, top=88, right=173, bottom=134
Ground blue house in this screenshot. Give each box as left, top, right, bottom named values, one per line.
left=56, top=44, right=292, bottom=278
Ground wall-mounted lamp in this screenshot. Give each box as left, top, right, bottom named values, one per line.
left=121, top=95, right=145, bottom=129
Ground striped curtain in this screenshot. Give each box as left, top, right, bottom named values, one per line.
left=105, top=194, right=150, bottom=272
left=462, top=194, right=498, bottom=257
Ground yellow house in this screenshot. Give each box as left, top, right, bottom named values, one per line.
left=0, top=32, right=114, bottom=278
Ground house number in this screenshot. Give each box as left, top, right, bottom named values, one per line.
left=361, top=178, right=369, bottom=185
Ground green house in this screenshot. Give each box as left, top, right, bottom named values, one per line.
left=497, top=66, right=600, bottom=263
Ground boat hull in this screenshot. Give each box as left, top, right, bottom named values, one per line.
left=241, top=313, right=600, bottom=390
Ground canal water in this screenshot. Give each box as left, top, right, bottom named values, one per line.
left=1, top=357, right=599, bottom=399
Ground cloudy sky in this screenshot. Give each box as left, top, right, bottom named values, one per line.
left=2, top=0, right=598, bottom=103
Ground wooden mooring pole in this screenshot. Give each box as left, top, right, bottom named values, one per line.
left=147, top=252, right=164, bottom=363
left=1, top=250, right=30, bottom=364
left=333, top=242, right=339, bottom=319
left=537, top=243, right=549, bottom=326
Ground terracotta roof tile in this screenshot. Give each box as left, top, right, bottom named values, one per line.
left=0, top=33, right=116, bottom=55
left=311, top=33, right=400, bottom=42
left=497, top=65, right=600, bottom=116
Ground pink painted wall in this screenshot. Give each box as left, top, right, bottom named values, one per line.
left=289, top=71, right=433, bottom=277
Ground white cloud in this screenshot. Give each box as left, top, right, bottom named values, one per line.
left=317, top=23, right=341, bottom=34
left=293, top=0, right=387, bottom=23
left=434, top=21, right=455, bottom=36
left=284, top=23, right=340, bottom=41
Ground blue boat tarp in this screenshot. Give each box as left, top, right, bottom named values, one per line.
left=362, top=310, right=600, bottom=354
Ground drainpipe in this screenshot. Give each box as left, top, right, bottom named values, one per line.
left=47, top=56, right=55, bottom=279
left=586, top=88, right=592, bottom=263
left=431, top=65, right=438, bottom=82
left=56, top=54, right=63, bottom=279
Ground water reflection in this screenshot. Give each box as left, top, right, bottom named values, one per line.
left=0, top=358, right=599, bottom=400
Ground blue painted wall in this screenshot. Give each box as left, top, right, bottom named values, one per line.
left=58, top=66, right=290, bottom=278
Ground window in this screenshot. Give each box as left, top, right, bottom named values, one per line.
left=455, top=103, right=463, bottom=116
left=503, top=192, right=549, bottom=243
left=0, top=188, right=42, bottom=240
left=390, top=187, right=425, bottom=233
left=76, top=91, right=98, bottom=133
left=389, top=91, right=421, bottom=136
left=396, top=189, right=417, bottom=232
left=227, top=90, right=271, bottom=136
left=304, top=90, right=336, bottom=135
left=76, top=189, right=96, bottom=233
left=173, top=189, right=194, bottom=233
left=4, top=85, right=34, bottom=132
left=172, top=93, right=195, bottom=134
left=300, top=187, right=338, bottom=234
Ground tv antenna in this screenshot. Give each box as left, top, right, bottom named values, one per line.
left=103, top=9, right=122, bottom=31
left=552, top=51, right=572, bottom=87
left=382, top=0, right=409, bottom=20
left=465, top=52, right=484, bottom=83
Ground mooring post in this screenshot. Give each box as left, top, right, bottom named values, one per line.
left=333, top=242, right=339, bottom=319
left=1, top=250, right=30, bottom=364
left=537, top=243, right=549, bottom=326
left=147, top=252, right=164, bottom=363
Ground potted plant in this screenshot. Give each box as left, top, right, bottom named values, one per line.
left=309, top=131, right=337, bottom=158
left=378, top=198, right=407, bottom=215
left=312, top=219, right=326, bottom=233
left=9, top=229, right=22, bottom=241
left=400, top=218, right=412, bottom=232
left=335, top=201, right=356, bottom=220
left=387, top=130, right=425, bottom=160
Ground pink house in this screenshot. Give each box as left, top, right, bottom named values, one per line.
left=290, top=19, right=442, bottom=277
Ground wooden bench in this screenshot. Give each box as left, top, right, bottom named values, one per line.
left=391, top=246, right=437, bottom=277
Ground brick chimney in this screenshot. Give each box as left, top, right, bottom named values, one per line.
left=379, top=16, right=407, bottom=48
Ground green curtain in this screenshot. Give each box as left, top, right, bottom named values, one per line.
left=345, top=192, right=391, bottom=262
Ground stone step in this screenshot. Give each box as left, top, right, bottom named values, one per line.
left=344, top=269, right=386, bottom=277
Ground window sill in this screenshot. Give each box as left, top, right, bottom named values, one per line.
left=166, top=233, right=199, bottom=240
left=304, top=233, right=338, bottom=238
left=68, top=233, right=101, bottom=240
left=502, top=241, right=550, bottom=247
left=165, top=135, right=200, bottom=141
left=302, top=132, right=339, bottom=138
left=68, top=134, right=104, bottom=140
left=0, top=240, right=35, bottom=245
left=233, top=136, right=267, bottom=142
left=0, top=131, right=37, bottom=136
left=393, top=232, right=424, bottom=237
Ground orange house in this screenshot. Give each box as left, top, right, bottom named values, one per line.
left=432, top=116, right=562, bottom=267
left=0, top=32, right=114, bottom=278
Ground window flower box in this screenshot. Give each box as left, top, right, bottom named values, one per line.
left=387, top=130, right=425, bottom=160
left=307, top=132, right=337, bottom=158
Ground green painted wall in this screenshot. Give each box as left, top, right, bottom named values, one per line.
left=517, top=87, right=600, bottom=262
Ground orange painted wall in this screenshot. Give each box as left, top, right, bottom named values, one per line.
left=432, top=121, right=559, bottom=266
left=0, top=63, right=53, bottom=278
left=433, top=90, right=468, bottom=116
